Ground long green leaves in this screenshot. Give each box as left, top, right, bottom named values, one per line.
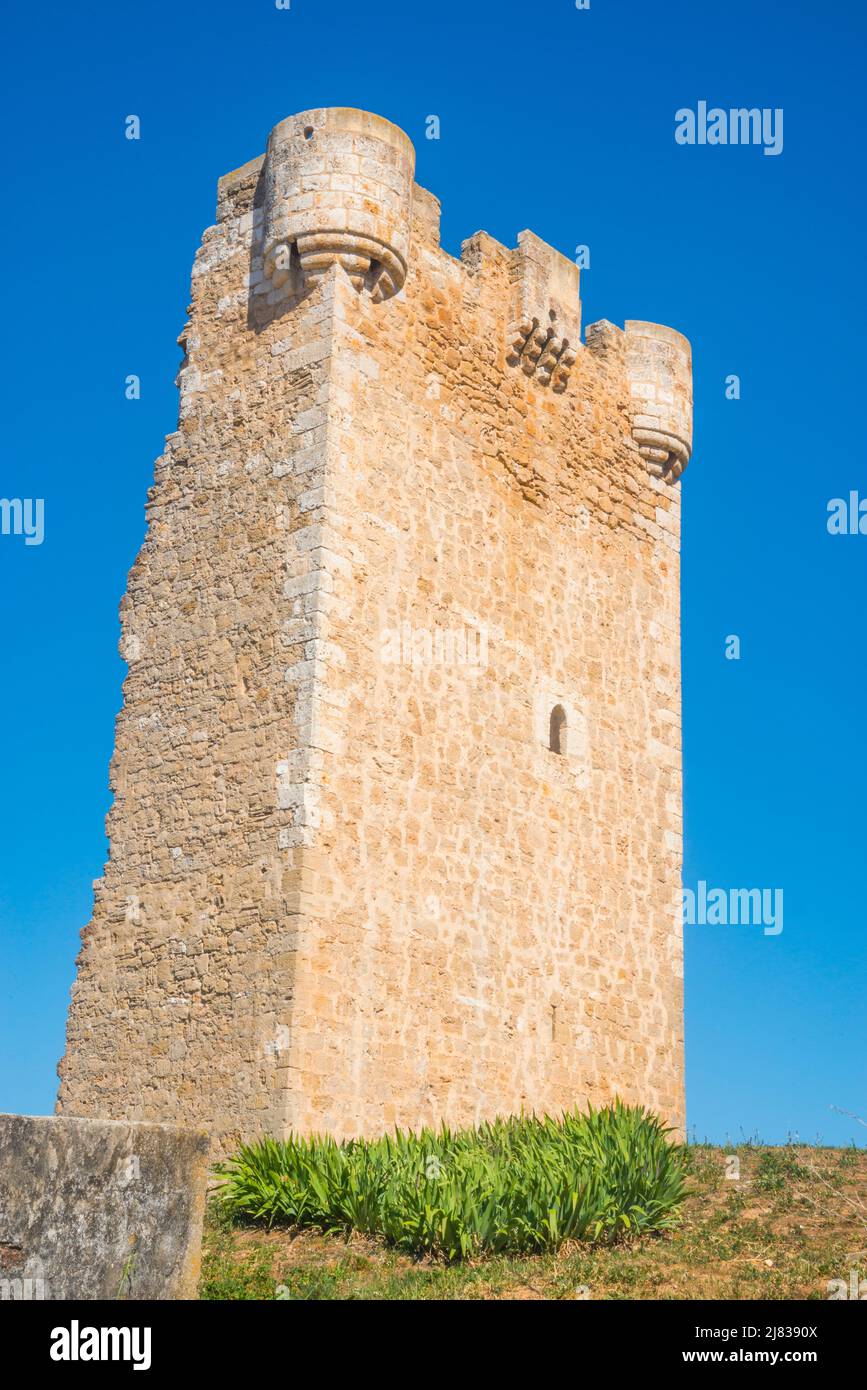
left=215, top=1100, right=687, bottom=1262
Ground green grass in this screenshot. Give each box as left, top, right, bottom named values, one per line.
left=213, top=1100, right=687, bottom=1262
left=201, top=1142, right=867, bottom=1300
left=754, top=1149, right=810, bottom=1191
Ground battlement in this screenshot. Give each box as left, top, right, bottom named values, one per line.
left=214, top=107, right=692, bottom=482
left=505, top=230, right=581, bottom=391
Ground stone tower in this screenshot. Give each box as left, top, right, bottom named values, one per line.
left=57, top=108, right=693, bottom=1150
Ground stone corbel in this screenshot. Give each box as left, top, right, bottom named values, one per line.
left=506, top=231, right=582, bottom=392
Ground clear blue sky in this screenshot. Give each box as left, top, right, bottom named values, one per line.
left=1, top=0, right=864, bottom=1144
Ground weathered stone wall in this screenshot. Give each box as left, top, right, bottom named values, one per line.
left=58, top=108, right=689, bottom=1148
left=0, top=1115, right=208, bottom=1299
left=57, top=151, right=341, bottom=1146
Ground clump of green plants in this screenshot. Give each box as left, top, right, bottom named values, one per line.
left=754, top=1148, right=810, bottom=1192
left=214, top=1100, right=687, bottom=1262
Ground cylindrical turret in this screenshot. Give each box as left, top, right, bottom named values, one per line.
left=261, top=107, right=415, bottom=303
left=624, top=322, right=693, bottom=481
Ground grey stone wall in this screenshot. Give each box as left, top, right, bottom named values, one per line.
left=0, top=1115, right=209, bottom=1300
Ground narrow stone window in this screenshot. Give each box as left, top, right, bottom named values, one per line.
left=549, top=704, right=567, bottom=756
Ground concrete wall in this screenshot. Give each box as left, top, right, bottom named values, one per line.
left=0, top=1115, right=209, bottom=1299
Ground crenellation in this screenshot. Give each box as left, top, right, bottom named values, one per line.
left=505, top=229, right=582, bottom=391
left=412, top=184, right=442, bottom=248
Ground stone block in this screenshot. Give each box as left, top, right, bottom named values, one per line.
left=0, top=1115, right=209, bottom=1300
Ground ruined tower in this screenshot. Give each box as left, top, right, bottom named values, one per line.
left=58, top=108, right=693, bottom=1148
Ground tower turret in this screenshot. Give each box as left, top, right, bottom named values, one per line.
left=624, top=321, right=693, bottom=481
left=261, top=107, right=415, bottom=303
